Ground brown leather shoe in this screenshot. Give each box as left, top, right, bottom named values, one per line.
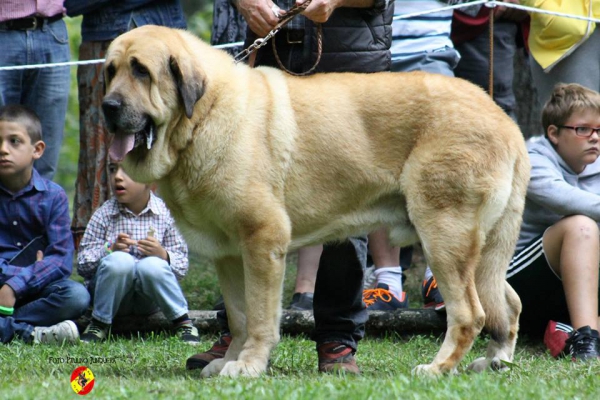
left=317, top=342, right=360, bottom=375
left=186, top=333, right=232, bottom=370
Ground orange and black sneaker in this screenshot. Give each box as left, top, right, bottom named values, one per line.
left=317, top=342, right=360, bottom=375
left=362, top=283, right=409, bottom=310
left=186, top=333, right=232, bottom=370
left=422, top=276, right=445, bottom=312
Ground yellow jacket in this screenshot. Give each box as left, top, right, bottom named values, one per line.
left=522, top=0, right=600, bottom=71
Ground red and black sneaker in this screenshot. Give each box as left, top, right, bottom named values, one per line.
left=317, top=342, right=360, bottom=375
left=363, top=283, right=409, bottom=310
left=422, top=276, right=445, bottom=312
left=544, top=320, right=573, bottom=358
left=186, top=333, right=232, bottom=370
left=565, top=325, right=600, bottom=362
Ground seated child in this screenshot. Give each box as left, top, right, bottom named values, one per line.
left=77, top=160, right=198, bottom=343
left=506, top=83, right=600, bottom=361
left=0, top=104, right=89, bottom=344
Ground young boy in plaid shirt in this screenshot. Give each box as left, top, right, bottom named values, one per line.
left=77, top=161, right=198, bottom=343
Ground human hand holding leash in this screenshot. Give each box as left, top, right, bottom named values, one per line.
left=236, top=0, right=282, bottom=37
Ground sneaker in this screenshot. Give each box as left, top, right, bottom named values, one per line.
left=317, top=342, right=360, bottom=374
left=32, top=320, right=79, bottom=345
left=175, top=322, right=201, bottom=345
left=362, top=283, right=409, bottom=310
left=186, top=333, right=232, bottom=370
left=288, top=292, right=314, bottom=311
left=422, top=276, right=445, bottom=311
left=565, top=325, right=600, bottom=361
left=80, top=320, right=109, bottom=343
left=544, top=320, right=574, bottom=358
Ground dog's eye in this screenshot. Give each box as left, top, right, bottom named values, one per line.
left=132, top=60, right=150, bottom=78
left=106, top=64, right=116, bottom=81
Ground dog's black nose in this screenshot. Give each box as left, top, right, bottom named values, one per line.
left=102, top=96, right=122, bottom=119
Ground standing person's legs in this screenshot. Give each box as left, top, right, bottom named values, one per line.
left=454, top=21, right=518, bottom=121
left=530, top=29, right=600, bottom=111
left=25, top=19, right=71, bottom=180
left=312, top=237, right=368, bottom=374
left=71, top=40, right=112, bottom=249
left=0, top=20, right=70, bottom=180
left=289, top=245, right=322, bottom=310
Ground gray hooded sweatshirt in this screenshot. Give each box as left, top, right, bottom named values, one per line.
left=516, top=136, right=600, bottom=252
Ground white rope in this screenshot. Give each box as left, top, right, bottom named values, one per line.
left=0, top=0, right=598, bottom=71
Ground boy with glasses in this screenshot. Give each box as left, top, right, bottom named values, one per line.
left=506, top=83, right=600, bottom=361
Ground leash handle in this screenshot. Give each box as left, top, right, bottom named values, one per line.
left=234, top=0, right=323, bottom=75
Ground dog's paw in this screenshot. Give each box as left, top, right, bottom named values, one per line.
left=219, top=360, right=266, bottom=378
left=467, top=357, right=509, bottom=373
left=200, top=359, right=227, bottom=378
left=411, top=364, right=441, bottom=377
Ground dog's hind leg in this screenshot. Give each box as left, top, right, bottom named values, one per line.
left=467, top=196, right=524, bottom=373
left=411, top=218, right=487, bottom=376
left=201, top=256, right=248, bottom=378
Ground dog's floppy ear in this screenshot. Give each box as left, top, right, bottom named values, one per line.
left=169, top=56, right=205, bottom=119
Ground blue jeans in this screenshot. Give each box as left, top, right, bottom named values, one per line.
left=89, top=252, right=189, bottom=324
left=0, top=279, right=90, bottom=344
left=0, top=19, right=70, bottom=180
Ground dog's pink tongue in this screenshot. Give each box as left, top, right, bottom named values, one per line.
left=109, top=134, right=135, bottom=162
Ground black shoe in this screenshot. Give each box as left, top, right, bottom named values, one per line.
left=288, top=292, right=314, bottom=311
left=565, top=325, right=600, bottom=361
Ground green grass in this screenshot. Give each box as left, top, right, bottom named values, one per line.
left=2, top=333, right=600, bottom=399
left=5, top=247, right=600, bottom=398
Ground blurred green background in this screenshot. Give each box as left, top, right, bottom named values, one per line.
left=57, top=0, right=214, bottom=204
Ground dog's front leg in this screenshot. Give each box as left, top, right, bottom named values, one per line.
left=218, top=215, right=290, bottom=378
left=201, top=256, right=248, bottom=378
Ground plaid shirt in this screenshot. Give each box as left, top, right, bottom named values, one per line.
left=277, top=0, right=305, bottom=31
left=0, top=169, right=73, bottom=299
left=77, top=192, right=188, bottom=284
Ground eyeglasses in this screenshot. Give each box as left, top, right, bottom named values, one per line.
left=558, top=125, right=600, bottom=137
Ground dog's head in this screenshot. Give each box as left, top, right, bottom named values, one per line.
left=102, top=25, right=208, bottom=182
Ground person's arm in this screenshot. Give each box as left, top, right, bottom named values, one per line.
left=161, top=218, right=189, bottom=280
left=77, top=208, right=111, bottom=280
left=527, top=153, right=600, bottom=220
left=0, top=191, right=73, bottom=299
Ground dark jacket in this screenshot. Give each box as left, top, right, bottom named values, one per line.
left=248, top=1, right=393, bottom=74
left=64, top=0, right=186, bottom=42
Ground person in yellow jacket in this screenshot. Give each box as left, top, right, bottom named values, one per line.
left=523, top=0, right=600, bottom=112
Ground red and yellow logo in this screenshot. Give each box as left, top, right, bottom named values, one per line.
left=70, top=366, right=95, bottom=395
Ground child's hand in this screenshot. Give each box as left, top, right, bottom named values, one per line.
left=0, top=285, right=16, bottom=308
left=113, top=233, right=136, bottom=253
left=137, top=236, right=168, bottom=260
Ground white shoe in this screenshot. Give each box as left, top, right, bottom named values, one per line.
left=32, top=320, right=80, bottom=344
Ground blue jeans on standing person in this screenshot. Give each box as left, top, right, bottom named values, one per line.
left=0, top=279, right=90, bottom=344
left=0, top=18, right=70, bottom=180
left=88, top=252, right=189, bottom=324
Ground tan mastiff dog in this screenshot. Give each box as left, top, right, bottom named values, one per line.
left=103, top=25, right=530, bottom=377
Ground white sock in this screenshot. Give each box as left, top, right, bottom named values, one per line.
left=374, top=266, right=403, bottom=298
left=424, top=265, right=433, bottom=281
